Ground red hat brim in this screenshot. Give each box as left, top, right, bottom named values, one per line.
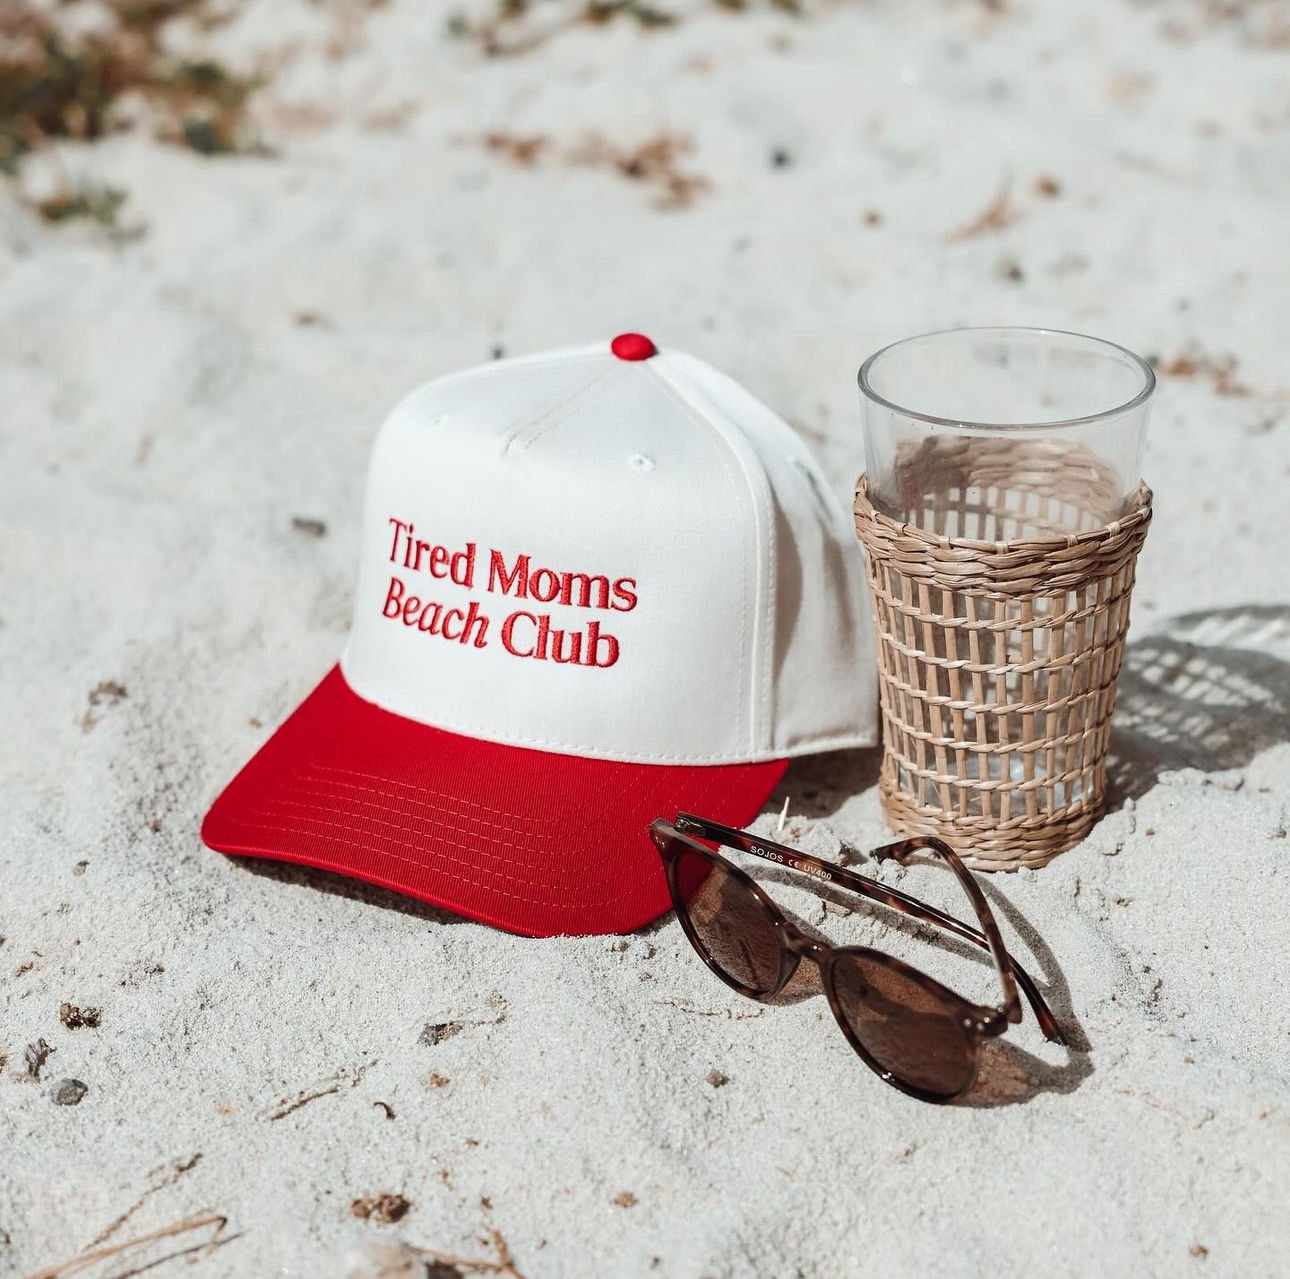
left=201, top=666, right=787, bottom=936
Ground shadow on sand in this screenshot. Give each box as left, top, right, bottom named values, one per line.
left=1108, top=603, right=1290, bottom=804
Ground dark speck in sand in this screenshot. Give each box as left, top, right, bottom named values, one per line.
left=350, top=1192, right=410, bottom=1223
left=24, top=1039, right=55, bottom=1080
left=59, top=1003, right=101, bottom=1029
left=52, top=1078, right=89, bottom=1106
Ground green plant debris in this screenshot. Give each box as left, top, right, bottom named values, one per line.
left=715, top=0, right=803, bottom=12
left=33, top=182, right=128, bottom=226
left=584, top=2, right=678, bottom=28
left=0, top=2, right=258, bottom=174
left=445, top=0, right=796, bottom=56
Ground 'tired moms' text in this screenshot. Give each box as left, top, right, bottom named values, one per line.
left=378, top=518, right=638, bottom=668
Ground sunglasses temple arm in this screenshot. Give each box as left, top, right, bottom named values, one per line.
left=875, top=836, right=1021, bottom=1019
left=675, top=816, right=1066, bottom=1045
left=837, top=849, right=1066, bottom=1045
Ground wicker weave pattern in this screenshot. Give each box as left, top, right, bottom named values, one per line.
left=854, top=472, right=1152, bottom=871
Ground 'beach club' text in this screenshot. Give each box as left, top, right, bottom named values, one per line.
left=378, top=518, right=636, bottom=668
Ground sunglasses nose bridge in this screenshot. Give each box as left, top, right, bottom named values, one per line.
left=781, top=928, right=829, bottom=966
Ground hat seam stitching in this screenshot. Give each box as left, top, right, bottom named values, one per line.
left=649, top=359, right=771, bottom=752
left=632, top=364, right=752, bottom=751
left=388, top=352, right=607, bottom=455
left=227, top=809, right=647, bottom=909
left=213, top=758, right=755, bottom=914
left=298, top=755, right=664, bottom=836
left=498, top=362, right=619, bottom=456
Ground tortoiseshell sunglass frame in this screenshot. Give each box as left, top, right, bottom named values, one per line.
left=650, top=813, right=1068, bottom=1104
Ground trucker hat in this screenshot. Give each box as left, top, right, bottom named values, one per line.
left=201, top=333, right=877, bottom=935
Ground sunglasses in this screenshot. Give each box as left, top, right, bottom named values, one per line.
left=650, top=813, right=1068, bottom=1104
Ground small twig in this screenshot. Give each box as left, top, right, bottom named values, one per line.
left=946, top=177, right=1015, bottom=241
left=402, top=1229, right=528, bottom=1278
left=19, top=1213, right=226, bottom=1279
left=776, top=795, right=790, bottom=835
left=262, top=1060, right=374, bottom=1120
left=653, top=997, right=765, bottom=1020
left=86, top=1153, right=202, bottom=1249
left=265, top=1082, right=341, bottom=1121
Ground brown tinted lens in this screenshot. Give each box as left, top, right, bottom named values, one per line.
left=673, top=847, right=784, bottom=995
left=831, top=954, right=975, bottom=1098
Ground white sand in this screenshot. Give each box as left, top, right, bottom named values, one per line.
left=2, top=1, right=1289, bottom=1275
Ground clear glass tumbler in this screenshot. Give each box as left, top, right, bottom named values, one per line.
left=859, top=327, right=1155, bottom=538
left=854, top=327, right=1156, bottom=869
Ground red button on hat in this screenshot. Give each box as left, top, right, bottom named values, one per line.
left=611, top=333, right=657, bottom=361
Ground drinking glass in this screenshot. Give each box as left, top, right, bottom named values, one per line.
left=860, top=327, right=1154, bottom=538
left=853, top=327, right=1155, bottom=869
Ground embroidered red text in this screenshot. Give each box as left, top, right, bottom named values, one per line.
left=387, top=519, right=476, bottom=587
left=488, top=551, right=637, bottom=613
left=379, top=516, right=635, bottom=670
left=382, top=576, right=489, bottom=648
left=499, top=612, right=620, bottom=668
